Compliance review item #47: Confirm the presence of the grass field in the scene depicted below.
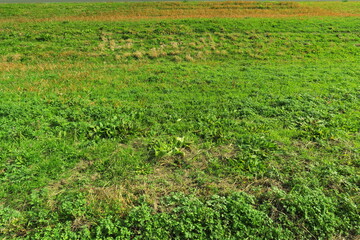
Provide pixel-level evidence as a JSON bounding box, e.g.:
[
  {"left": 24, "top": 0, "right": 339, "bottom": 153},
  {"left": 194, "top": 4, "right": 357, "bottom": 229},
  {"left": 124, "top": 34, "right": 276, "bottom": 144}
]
[{"left": 0, "top": 1, "right": 360, "bottom": 239}]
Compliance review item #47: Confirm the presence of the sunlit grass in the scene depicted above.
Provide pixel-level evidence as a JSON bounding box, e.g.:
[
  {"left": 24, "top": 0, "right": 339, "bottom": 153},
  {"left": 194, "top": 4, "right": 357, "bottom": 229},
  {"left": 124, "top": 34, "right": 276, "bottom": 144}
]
[{"left": 0, "top": 2, "right": 359, "bottom": 239}]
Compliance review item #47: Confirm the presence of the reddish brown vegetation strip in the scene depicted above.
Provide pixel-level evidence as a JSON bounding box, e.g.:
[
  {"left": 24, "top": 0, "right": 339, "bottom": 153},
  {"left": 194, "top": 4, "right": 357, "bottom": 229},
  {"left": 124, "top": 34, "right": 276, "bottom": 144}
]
[
  {"left": 2, "top": 1, "right": 360, "bottom": 23},
  {"left": 50, "top": 2, "right": 360, "bottom": 20}
]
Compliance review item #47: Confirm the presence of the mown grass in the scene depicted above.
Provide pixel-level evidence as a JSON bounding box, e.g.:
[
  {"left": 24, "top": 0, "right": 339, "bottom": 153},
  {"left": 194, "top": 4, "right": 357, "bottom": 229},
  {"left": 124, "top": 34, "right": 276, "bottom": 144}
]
[{"left": 0, "top": 2, "right": 360, "bottom": 239}]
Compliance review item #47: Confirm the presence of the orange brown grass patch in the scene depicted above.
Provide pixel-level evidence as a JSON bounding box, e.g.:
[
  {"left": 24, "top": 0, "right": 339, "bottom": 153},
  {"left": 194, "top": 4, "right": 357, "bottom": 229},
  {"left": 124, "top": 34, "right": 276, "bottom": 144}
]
[
  {"left": 1, "top": 2, "right": 359, "bottom": 24},
  {"left": 55, "top": 2, "right": 359, "bottom": 21},
  {"left": 0, "top": 62, "right": 27, "bottom": 72}
]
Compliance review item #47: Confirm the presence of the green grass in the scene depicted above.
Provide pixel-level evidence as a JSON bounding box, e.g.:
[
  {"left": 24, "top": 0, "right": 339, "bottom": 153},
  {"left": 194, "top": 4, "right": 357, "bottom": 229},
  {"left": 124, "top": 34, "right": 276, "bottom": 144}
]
[{"left": 0, "top": 4, "right": 360, "bottom": 239}]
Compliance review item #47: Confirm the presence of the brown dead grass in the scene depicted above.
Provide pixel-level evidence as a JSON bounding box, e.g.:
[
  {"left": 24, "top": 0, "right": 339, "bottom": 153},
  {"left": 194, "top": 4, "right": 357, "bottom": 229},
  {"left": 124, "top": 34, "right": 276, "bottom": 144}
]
[
  {"left": 56, "top": 5, "right": 358, "bottom": 22},
  {"left": 0, "top": 62, "right": 27, "bottom": 72},
  {"left": 1, "top": 2, "right": 359, "bottom": 24}
]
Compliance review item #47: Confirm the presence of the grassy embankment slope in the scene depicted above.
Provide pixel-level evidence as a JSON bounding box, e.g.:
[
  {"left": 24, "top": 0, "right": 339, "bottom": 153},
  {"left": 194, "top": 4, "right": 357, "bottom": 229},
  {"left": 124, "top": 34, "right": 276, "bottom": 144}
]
[{"left": 0, "top": 2, "right": 359, "bottom": 239}]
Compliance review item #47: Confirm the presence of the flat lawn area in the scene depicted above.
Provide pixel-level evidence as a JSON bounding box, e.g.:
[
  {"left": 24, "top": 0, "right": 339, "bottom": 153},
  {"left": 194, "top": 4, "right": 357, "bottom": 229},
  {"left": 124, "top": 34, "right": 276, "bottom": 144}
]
[{"left": 0, "top": 2, "right": 359, "bottom": 239}]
